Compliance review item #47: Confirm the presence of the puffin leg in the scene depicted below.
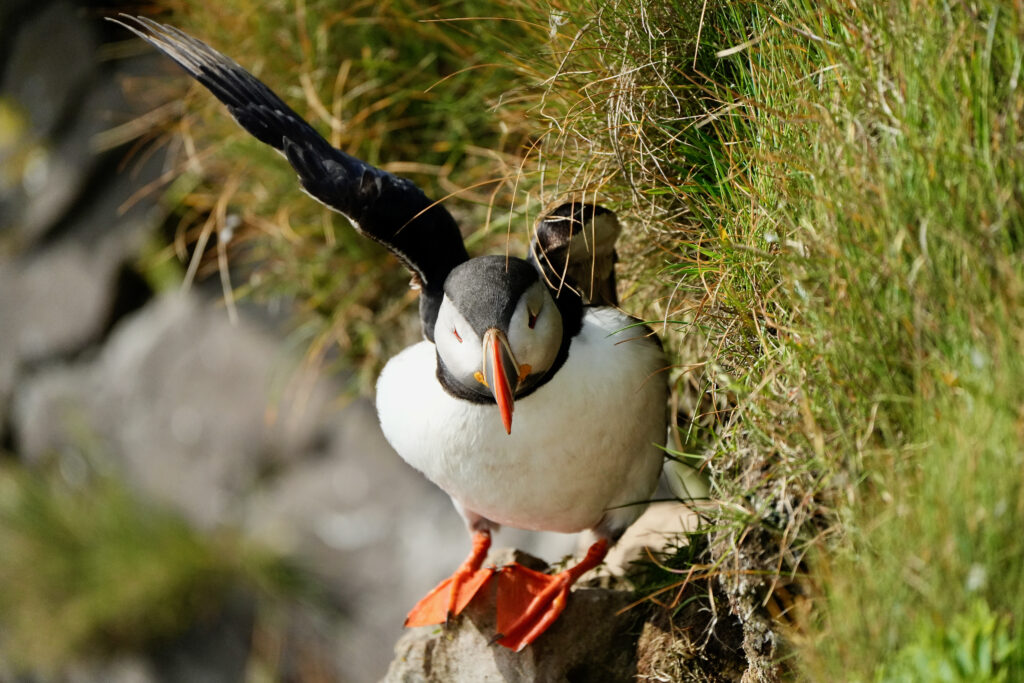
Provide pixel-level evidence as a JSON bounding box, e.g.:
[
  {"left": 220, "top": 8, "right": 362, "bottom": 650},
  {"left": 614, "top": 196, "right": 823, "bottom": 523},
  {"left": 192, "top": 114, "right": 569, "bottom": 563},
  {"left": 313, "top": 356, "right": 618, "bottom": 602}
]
[
  {"left": 404, "top": 530, "right": 494, "bottom": 627},
  {"left": 493, "top": 538, "right": 609, "bottom": 651}
]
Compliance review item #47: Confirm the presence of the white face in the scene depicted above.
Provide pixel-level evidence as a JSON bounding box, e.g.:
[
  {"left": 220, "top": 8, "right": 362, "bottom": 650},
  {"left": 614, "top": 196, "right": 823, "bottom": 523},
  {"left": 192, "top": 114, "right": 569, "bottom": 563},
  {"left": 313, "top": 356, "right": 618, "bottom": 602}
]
[{"left": 434, "top": 281, "right": 563, "bottom": 395}]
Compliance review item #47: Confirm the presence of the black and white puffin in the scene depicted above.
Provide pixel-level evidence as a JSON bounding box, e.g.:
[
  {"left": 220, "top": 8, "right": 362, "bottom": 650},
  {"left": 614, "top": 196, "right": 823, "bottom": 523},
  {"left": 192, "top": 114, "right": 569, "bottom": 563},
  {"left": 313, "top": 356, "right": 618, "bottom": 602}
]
[{"left": 113, "top": 16, "right": 668, "bottom": 651}]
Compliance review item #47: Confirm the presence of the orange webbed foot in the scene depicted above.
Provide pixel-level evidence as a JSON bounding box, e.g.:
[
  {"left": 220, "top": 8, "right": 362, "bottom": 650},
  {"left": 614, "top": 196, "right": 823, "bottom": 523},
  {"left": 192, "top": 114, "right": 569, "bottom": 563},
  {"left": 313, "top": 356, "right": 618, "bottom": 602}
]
[
  {"left": 404, "top": 568, "right": 494, "bottom": 626},
  {"left": 405, "top": 530, "right": 494, "bottom": 627},
  {"left": 492, "top": 538, "right": 609, "bottom": 651}
]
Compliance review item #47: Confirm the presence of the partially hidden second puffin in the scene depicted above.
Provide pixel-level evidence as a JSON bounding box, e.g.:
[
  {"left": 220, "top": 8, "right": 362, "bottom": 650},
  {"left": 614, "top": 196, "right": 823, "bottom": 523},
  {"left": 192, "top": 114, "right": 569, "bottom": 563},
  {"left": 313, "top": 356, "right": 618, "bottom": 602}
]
[{"left": 113, "top": 16, "right": 668, "bottom": 651}]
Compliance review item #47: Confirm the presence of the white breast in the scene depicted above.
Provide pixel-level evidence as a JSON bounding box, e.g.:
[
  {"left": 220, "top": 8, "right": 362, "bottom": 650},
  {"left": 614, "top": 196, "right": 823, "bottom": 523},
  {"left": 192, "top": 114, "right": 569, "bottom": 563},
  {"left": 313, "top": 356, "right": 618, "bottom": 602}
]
[{"left": 375, "top": 308, "right": 667, "bottom": 534}]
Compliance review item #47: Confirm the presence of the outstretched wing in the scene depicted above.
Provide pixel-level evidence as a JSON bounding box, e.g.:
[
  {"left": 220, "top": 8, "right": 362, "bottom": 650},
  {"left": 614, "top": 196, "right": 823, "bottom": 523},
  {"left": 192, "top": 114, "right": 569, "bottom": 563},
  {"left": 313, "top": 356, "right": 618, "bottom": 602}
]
[
  {"left": 111, "top": 15, "right": 469, "bottom": 337},
  {"left": 528, "top": 203, "right": 621, "bottom": 307}
]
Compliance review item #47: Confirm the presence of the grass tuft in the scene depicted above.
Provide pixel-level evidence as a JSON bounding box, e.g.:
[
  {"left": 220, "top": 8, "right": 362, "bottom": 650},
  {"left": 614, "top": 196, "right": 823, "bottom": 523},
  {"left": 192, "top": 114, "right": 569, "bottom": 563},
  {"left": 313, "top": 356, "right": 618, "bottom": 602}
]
[
  {"left": 0, "top": 462, "right": 301, "bottom": 673},
  {"left": 693, "top": 0, "right": 1024, "bottom": 677}
]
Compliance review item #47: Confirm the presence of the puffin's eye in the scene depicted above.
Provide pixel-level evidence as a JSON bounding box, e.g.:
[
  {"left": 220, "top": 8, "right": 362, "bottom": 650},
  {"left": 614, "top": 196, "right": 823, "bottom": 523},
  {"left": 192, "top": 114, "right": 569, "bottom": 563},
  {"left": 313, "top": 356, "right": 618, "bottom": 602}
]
[
  {"left": 453, "top": 328, "right": 463, "bottom": 343},
  {"left": 527, "top": 308, "right": 539, "bottom": 329}
]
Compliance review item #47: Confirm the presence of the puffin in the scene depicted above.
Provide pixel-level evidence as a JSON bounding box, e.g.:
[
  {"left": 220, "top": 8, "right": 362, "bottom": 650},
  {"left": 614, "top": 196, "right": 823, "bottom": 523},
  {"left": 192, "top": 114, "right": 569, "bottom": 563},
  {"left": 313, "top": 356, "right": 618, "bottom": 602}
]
[{"left": 112, "top": 15, "right": 668, "bottom": 651}]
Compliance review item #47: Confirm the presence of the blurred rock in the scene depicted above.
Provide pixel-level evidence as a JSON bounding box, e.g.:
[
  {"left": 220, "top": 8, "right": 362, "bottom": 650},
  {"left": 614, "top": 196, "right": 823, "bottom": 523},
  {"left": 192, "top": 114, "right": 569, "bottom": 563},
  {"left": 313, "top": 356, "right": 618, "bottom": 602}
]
[
  {"left": 0, "top": 238, "right": 122, "bottom": 434},
  {"left": 0, "top": 0, "right": 165, "bottom": 447},
  {"left": 384, "top": 551, "right": 643, "bottom": 683},
  {"left": 0, "top": 239, "right": 119, "bottom": 361},
  {"left": 2, "top": 1, "right": 96, "bottom": 138},
  {"left": 0, "top": 0, "right": 162, "bottom": 250},
  {"left": 14, "top": 292, "right": 318, "bottom": 527},
  {"left": 1, "top": 1, "right": 97, "bottom": 246},
  {"left": 0, "top": 129, "right": 163, "bottom": 432},
  {"left": 16, "top": 76, "right": 142, "bottom": 246}
]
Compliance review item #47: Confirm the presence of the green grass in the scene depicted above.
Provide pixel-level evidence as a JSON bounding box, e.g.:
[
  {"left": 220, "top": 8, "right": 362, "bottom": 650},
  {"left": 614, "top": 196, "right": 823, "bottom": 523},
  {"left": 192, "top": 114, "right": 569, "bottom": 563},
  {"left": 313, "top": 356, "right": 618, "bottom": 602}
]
[
  {"left": 104, "top": 0, "right": 1024, "bottom": 679},
  {"left": 0, "top": 461, "right": 303, "bottom": 673},
  {"left": 685, "top": 1, "right": 1024, "bottom": 678}
]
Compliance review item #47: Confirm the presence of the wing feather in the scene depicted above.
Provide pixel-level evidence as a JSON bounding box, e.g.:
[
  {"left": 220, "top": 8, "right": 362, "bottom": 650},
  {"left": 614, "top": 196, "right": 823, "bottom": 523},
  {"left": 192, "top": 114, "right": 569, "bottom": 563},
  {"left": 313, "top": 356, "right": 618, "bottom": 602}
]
[{"left": 111, "top": 15, "right": 469, "bottom": 324}]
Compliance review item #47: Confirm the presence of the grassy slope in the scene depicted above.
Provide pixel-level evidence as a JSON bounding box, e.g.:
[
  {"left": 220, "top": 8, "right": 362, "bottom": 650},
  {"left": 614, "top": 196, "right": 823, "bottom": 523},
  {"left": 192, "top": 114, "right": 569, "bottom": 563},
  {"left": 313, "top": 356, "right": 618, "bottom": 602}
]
[
  {"left": 703, "top": 1, "right": 1024, "bottom": 678},
  {"left": 779, "top": 3, "right": 1024, "bottom": 678}
]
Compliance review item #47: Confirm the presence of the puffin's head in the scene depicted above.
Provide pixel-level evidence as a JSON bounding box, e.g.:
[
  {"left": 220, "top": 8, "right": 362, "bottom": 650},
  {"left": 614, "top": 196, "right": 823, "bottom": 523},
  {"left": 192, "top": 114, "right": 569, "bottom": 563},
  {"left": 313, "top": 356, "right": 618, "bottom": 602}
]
[{"left": 434, "top": 255, "right": 563, "bottom": 434}]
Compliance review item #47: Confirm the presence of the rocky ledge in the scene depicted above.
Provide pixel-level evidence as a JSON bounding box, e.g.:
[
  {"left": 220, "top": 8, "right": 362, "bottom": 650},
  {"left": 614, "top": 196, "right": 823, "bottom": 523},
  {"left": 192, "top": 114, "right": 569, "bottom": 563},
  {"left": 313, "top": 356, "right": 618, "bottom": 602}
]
[{"left": 386, "top": 551, "right": 641, "bottom": 683}]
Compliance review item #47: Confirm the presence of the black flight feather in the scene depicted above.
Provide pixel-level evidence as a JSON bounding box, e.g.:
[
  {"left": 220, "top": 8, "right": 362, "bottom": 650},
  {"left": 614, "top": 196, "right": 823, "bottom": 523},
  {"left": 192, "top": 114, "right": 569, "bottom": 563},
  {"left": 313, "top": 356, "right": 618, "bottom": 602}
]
[{"left": 110, "top": 15, "right": 469, "bottom": 339}]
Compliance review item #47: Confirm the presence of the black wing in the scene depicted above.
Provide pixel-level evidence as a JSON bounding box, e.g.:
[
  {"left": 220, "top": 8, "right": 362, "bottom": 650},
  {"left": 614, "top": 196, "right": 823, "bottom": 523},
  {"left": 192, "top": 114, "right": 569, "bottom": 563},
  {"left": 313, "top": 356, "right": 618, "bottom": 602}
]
[
  {"left": 528, "top": 203, "right": 621, "bottom": 307},
  {"left": 111, "top": 15, "right": 469, "bottom": 338}
]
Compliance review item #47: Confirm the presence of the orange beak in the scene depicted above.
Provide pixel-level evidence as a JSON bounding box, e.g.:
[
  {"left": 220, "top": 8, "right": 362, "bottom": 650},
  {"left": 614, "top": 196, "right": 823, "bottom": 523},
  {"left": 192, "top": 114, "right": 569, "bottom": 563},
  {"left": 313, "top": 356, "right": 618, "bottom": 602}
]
[{"left": 482, "top": 328, "right": 518, "bottom": 434}]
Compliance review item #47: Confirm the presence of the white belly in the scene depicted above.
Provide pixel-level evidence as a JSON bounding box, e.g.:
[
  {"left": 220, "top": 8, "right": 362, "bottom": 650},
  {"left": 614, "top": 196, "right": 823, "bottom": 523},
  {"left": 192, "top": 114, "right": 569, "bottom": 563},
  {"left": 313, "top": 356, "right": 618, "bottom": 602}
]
[{"left": 375, "top": 308, "right": 667, "bottom": 534}]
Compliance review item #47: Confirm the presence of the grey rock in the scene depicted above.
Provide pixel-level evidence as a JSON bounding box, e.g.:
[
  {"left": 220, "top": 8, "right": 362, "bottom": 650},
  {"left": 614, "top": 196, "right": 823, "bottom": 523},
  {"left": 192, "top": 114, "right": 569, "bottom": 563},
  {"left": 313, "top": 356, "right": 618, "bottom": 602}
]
[
  {"left": 242, "top": 396, "right": 468, "bottom": 681},
  {"left": 13, "top": 77, "right": 130, "bottom": 246},
  {"left": 13, "top": 292, "right": 317, "bottom": 528},
  {"left": 0, "top": 240, "right": 114, "bottom": 436},
  {"left": 0, "top": 240, "right": 118, "bottom": 361},
  {"left": 0, "top": 221, "right": 149, "bottom": 442},
  {"left": 2, "top": 1, "right": 97, "bottom": 137},
  {"left": 384, "top": 553, "right": 642, "bottom": 683},
  {"left": 1, "top": 3, "right": 165, "bottom": 249}
]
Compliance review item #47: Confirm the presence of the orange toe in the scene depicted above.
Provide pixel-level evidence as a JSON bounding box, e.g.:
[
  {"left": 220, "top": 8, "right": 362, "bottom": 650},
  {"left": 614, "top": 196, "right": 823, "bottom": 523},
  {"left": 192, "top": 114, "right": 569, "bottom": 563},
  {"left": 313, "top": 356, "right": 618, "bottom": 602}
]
[
  {"left": 492, "top": 539, "right": 610, "bottom": 650},
  {"left": 405, "top": 568, "right": 494, "bottom": 627},
  {"left": 493, "top": 563, "right": 570, "bottom": 651}
]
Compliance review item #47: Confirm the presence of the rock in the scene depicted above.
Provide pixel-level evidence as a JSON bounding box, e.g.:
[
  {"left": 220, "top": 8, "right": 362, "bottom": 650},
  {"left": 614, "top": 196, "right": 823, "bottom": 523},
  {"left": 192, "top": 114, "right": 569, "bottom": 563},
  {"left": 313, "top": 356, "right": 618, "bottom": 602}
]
[
  {"left": 0, "top": 238, "right": 124, "bottom": 435},
  {"left": 384, "top": 551, "right": 643, "bottom": 683},
  {"left": 1, "top": 1, "right": 99, "bottom": 247},
  {"left": 0, "top": 1, "right": 168, "bottom": 434},
  {"left": 14, "top": 76, "right": 144, "bottom": 247},
  {"left": 0, "top": 1, "right": 165, "bottom": 250},
  {"left": 13, "top": 292, "right": 319, "bottom": 528},
  {"left": 0, "top": 241, "right": 118, "bottom": 361},
  {"left": 2, "top": 1, "right": 97, "bottom": 138},
  {"left": 242, "top": 396, "right": 474, "bottom": 681}
]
